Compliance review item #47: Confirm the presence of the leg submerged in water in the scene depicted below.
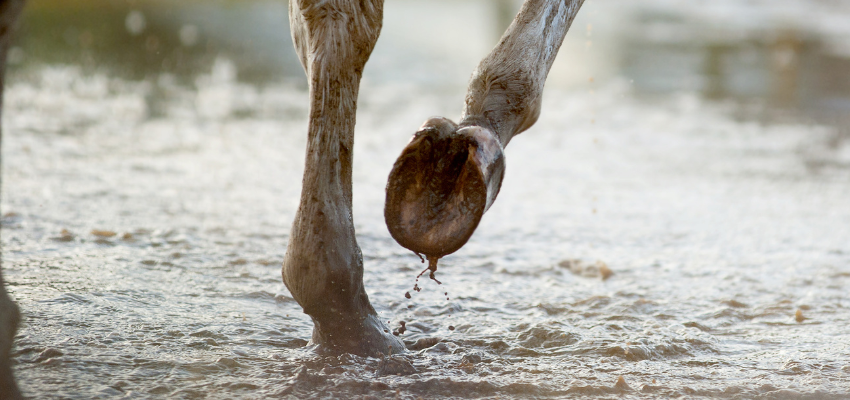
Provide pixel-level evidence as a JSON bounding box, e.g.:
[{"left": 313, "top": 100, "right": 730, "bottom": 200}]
[
  {"left": 282, "top": 0, "right": 404, "bottom": 356},
  {"left": 0, "top": 0, "right": 26, "bottom": 398},
  {"left": 385, "top": 0, "right": 586, "bottom": 262}
]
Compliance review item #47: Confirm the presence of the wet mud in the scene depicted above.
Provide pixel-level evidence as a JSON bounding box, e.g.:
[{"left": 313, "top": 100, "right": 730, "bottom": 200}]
[{"left": 407, "top": 255, "right": 443, "bottom": 296}]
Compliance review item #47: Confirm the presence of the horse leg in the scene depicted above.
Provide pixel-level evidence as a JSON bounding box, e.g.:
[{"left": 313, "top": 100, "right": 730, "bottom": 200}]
[
  {"left": 0, "top": 0, "right": 26, "bottom": 398},
  {"left": 385, "top": 0, "right": 586, "bottom": 259},
  {"left": 282, "top": 0, "right": 404, "bottom": 356}
]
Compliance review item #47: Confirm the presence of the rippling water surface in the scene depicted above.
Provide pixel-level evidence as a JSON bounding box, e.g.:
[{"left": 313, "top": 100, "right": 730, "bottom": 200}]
[{"left": 3, "top": 0, "right": 850, "bottom": 398}]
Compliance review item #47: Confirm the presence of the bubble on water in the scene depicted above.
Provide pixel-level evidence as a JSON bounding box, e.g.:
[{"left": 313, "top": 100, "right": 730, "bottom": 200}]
[
  {"left": 179, "top": 25, "right": 200, "bottom": 47},
  {"left": 125, "top": 10, "right": 146, "bottom": 36}
]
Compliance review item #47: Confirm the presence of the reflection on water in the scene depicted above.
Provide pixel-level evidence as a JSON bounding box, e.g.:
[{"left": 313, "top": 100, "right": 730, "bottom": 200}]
[
  {"left": 3, "top": 0, "right": 850, "bottom": 399},
  {"left": 10, "top": 0, "right": 299, "bottom": 82},
  {"left": 10, "top": 0, "right": 850, "bottom": 124},
  {"left": 613, "top": 1, "right": 850, "bottom": 128}
]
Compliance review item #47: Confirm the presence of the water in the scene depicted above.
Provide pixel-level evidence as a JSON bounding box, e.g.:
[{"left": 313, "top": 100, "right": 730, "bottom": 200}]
[{"left": 3, "top": 0, "right": 850, "bottom": 398}]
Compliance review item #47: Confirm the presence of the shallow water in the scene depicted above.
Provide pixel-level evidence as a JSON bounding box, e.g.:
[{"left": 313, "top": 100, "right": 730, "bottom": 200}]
[{"left": 3, "top": 0, "right": 850, "bottom": 399}]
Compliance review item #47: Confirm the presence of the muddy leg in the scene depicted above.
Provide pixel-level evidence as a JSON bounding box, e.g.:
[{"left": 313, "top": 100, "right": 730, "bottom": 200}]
[
  {"left": 0, "top": 0, "right": 26, "bottom": 398},
  {"left": 282, "top": 0, "right": 404, "bottom": 356},
  {"left": 385, "top": 0, "right": 586, "bottom": 258}
]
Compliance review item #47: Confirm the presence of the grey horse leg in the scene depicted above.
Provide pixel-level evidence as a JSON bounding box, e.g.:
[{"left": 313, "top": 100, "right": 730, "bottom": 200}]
[
  {"left": 385, "top": 0, "right": 585, "bottom": 259},
  {"left": 282, "top": 0, "right": 404, "bottom": 356},
  {"left": 0, "top": 0, "right": 26, "bottom": 398}
]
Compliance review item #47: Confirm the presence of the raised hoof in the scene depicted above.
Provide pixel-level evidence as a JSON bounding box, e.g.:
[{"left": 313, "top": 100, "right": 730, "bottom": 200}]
[{"left": 385, "top": 117, "right": 505, "bottom": 258}]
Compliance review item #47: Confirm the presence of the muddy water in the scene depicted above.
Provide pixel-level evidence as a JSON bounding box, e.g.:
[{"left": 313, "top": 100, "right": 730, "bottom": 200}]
[{"left": 3, "top": 0, "right": 850, "bottom": 399}]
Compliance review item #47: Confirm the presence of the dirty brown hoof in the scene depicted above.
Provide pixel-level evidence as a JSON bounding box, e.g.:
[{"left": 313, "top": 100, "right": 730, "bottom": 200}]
[{"left": 385, "top": 118, "right": 505, "bottom": 258}]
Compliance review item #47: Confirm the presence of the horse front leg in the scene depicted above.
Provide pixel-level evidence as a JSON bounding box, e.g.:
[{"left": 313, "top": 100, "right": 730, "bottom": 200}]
[
  {"left": 385, "top": 0, "right": 585, "bottom": 261},
  {"left": 282, "top": 0, "right": 404, "bottom": 356}
]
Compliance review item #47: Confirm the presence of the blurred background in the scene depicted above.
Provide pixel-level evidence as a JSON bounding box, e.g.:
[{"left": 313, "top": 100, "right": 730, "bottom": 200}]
[{"left": 8, "top": 0, "right": 850, "bottom": 130}]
